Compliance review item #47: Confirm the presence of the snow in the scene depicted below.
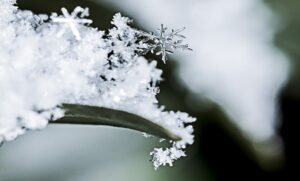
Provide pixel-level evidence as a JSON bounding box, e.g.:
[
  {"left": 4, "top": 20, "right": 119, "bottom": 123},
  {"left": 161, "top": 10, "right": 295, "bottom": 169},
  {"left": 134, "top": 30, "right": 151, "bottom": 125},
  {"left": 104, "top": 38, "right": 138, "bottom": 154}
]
[
  {"left": 0, "top": 0, "right": 195, "bottom": 169},
  {"left": 150, "top": 147, "right": 186, "bottom": 170}
]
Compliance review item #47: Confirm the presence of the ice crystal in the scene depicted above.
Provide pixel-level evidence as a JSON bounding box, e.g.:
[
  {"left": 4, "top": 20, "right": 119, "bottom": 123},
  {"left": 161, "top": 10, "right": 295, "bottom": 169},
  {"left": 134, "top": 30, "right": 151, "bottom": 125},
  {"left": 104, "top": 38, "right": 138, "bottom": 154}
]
[
  {"left": 154, "top": 25, "right": 192, "bottom": 63},
  {"left": 0, "top": 0, "right": 195, "bottom": 169},
  {"left": 51, "top": 7, "right": 92, "bottom": 40},
  {"left": 136, "top": 24, "right": 192, "bottom": 63}
]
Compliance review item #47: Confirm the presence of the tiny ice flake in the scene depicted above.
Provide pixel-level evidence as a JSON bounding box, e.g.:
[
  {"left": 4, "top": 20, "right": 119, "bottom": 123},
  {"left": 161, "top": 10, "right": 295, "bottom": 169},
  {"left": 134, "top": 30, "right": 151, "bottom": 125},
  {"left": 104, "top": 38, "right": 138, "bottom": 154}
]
[
  {"left": 147, "top": 86, "right": 160, "bottom": 95},
  {"left": 51, "top": 7, "right": 92, "bottom": 40}
]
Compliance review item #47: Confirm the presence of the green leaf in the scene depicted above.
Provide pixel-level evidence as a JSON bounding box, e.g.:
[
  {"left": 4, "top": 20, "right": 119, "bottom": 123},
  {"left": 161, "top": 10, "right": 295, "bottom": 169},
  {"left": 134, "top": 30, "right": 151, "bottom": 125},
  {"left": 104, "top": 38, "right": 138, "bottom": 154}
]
[{"left": 52, "top": 103, "right": 181, "bottom": 141}]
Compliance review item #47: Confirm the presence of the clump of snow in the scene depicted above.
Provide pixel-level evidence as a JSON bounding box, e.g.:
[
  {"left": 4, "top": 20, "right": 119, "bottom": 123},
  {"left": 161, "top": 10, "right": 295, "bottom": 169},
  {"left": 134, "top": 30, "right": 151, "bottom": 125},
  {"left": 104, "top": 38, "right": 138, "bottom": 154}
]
[
  {"left": 151, "top": 147, "right": 186, "bottom": 169},
  {"left": 0, "top": 0, "right": 195, "bottom": 169}
]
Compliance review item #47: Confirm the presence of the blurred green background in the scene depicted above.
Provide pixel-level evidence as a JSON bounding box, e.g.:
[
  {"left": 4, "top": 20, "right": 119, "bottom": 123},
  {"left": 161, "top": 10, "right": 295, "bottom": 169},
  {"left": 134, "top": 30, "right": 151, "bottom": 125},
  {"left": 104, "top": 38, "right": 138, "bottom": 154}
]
[{"left": 0, "top": 0, "right": 297, "bottom": 180}]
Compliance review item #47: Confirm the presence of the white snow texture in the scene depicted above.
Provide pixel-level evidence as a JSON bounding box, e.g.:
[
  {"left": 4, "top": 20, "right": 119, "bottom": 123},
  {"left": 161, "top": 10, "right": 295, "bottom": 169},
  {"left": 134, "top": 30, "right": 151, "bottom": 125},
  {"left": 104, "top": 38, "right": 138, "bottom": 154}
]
[{"left": 0, "top": 0, "right": 195, "bottom": 169}]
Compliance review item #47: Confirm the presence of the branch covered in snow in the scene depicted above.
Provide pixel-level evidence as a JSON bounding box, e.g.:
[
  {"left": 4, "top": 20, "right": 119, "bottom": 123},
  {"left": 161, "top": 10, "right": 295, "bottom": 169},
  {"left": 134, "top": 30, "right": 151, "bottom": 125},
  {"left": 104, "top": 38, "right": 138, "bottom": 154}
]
[{"left": 0, "top": 0, "right": 194, "bottom": 169}]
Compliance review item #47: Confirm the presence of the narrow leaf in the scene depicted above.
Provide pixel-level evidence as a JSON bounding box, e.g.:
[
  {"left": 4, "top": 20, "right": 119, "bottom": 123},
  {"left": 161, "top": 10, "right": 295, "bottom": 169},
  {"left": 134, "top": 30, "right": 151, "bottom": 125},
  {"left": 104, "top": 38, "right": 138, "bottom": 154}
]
[{"left": 52, "top": 103, "right": 181, "bottom": 141}]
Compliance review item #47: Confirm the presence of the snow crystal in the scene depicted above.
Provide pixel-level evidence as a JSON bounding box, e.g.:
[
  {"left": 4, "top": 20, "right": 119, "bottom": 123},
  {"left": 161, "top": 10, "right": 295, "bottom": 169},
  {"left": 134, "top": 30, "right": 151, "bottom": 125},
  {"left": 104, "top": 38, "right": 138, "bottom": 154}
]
[
  {"left": 0, "top": 1, "right": 195, "bottom": 169},
  {"left": 51, "top": 7, "right": 92, "bottom": 40}
]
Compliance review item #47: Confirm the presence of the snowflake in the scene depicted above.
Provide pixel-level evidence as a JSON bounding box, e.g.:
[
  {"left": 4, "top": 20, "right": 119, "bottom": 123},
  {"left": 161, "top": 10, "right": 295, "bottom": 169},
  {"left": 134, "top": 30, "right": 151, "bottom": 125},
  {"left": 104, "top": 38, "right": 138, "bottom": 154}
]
[
  {"left": 137, "top": 24, "right": 192, "bottom": 63},
  {"left": 51, "top": 7, "right": 92, "bottom": 40}
]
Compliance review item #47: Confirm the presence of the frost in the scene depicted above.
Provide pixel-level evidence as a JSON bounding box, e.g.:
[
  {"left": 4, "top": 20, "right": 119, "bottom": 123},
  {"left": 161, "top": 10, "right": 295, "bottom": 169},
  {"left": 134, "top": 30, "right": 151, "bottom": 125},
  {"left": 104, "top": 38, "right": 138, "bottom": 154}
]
[
  {"left": 0, "top": 1, "right": 194, "bottom": 169},
  {"left": 150, "top": 146, "right": 186, "bottom": 170}
]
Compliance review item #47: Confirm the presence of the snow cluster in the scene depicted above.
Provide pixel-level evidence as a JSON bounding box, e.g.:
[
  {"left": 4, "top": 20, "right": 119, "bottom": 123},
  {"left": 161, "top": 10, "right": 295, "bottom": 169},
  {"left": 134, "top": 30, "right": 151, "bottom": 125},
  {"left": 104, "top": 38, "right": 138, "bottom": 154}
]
[{"left": 0, "top": 0, "right": 195, "bottom": 169}]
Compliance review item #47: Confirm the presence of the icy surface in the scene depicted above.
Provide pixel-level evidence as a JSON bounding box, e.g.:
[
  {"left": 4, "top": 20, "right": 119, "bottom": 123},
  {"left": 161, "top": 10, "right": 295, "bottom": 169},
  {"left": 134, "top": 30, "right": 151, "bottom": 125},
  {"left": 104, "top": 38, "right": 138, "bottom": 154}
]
[{"left": 0, "top": 0, "right": 195, "bottom": 169}]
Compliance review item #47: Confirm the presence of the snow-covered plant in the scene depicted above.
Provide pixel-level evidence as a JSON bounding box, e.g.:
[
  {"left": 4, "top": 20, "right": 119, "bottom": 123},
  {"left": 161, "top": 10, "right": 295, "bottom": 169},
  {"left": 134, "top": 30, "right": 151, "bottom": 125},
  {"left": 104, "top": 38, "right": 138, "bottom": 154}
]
[{"left": 0, "top": 0, "right": 194, "bottom": 169}]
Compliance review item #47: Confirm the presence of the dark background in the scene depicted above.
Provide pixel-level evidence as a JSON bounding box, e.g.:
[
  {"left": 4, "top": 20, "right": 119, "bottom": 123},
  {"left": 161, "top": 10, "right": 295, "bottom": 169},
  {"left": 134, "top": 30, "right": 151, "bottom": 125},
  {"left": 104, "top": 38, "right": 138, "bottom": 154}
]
[{"left": 0, "top": 0, "right": 297, "bottom": 180}]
